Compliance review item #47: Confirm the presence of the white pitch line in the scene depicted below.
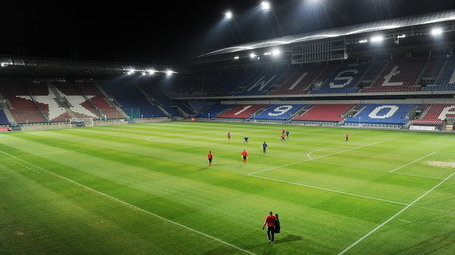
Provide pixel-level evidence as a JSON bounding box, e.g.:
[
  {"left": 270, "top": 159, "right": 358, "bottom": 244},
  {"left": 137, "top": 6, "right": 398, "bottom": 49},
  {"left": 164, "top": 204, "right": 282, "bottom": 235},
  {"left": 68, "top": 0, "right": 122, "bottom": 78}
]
[
  {"left": 0, "top": 151, "right": 256, "bottom": 255},
  {"left": 337, "top": 171, "right": 455, "bottom": 255},
  {"left": 248, "top": 140, "right": 390, "bottom": 175},
  {"left": 251, "top": 175, "right": 408, "bottom": 206},
  {"left": 392, "top": 172, "right": 442, "bottom": 180},
  {"left": 389, "top": 152, "right": 437, "bottom": 173}
]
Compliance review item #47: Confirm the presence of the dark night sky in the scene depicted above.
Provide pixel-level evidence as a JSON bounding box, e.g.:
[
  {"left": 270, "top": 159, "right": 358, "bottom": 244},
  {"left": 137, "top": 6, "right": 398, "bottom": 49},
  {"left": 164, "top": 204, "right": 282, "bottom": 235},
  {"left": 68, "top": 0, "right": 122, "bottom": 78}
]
[{"left": 1, "top": 0, "right": 454, "bottom": 65}]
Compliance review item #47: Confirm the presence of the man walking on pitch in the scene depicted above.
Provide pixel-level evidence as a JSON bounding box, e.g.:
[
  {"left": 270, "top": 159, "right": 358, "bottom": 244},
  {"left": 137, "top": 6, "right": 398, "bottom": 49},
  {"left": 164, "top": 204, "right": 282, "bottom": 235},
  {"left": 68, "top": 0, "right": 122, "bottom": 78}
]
[
  {"left": 241, "top": 149, "right": 248, "bottom": 163},
  {"left": 262, "top": 141, "right": 268, "bottom": 153},
  {"left": 262, "top": 211, "right": 277, "bottom": 243},
  {"left": 207, "top": 151, "right": 213, "bottom": 166}
]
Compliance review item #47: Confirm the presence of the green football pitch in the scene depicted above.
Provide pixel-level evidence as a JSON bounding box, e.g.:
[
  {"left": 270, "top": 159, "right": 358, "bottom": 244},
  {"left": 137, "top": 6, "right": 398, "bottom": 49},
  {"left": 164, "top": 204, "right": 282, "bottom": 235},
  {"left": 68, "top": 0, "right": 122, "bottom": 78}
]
[{"left": 0, "top": 121, "right": 454, "bottom": 255}]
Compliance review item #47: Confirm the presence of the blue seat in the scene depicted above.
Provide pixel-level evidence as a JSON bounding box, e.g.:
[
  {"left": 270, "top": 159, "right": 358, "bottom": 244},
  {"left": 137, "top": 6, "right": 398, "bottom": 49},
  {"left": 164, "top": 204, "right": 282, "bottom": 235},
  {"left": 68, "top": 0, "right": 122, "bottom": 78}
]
[
  {"left": 345, "top": 104, "right": 416, "bottom": 125},
  {"left": 253, "top": 104, "right": 305, "bottom": 120}
]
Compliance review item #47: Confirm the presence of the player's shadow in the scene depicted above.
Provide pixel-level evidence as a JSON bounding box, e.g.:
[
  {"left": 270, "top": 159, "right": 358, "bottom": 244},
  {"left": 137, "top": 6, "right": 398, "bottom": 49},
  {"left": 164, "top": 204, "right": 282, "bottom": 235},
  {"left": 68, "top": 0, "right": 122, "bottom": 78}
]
[{"left": 274, "top": 234, "right": 303, "bottom": 244}]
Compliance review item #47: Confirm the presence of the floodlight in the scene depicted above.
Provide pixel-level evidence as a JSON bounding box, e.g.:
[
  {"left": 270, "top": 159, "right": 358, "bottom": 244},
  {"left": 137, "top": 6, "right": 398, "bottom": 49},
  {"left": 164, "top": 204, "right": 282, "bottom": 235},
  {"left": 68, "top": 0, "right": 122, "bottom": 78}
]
[
  {"left": 358, "top": 39, "right": 368, "bottom": 44},
  {"left": 249, "top": 53, "right": 257, "bottom": 59},
  {"left": 142, "top": 72, "right": 147, "bottom": 76},
  {"left": 148, "top": 69, "right": 156, "bottom": 75},
  {"left": 166, "top": 69, "right": 175, "bottom": 76},
  {"left": 370, "top": 35, "right": 384, "bottom": 43},
  {"left": 225, "top": 11, "right": 233, "bottom": 20},
  {"left": 431, "top": 27, "right": 443, "bottom": 36},
  {"left": 234, "top": 56, "right": 240, "bottom": 60},
  {"left": 397, "top": 34, "right": 406, "bottom": 39},
  {"left": 261, "top": 1, "right": 271, "bottom": 11},
  {"left": 0, "top": 63, "right": 7, "bottom": 67},
  {"left": 127, "top": 69, "right": 136, "bottom": 75},
  {"left": 271, "top": 48, "right": 281, "bottom": 56},
  {"left": 263, "top": 52, "right": 272, "bottom": 56}
]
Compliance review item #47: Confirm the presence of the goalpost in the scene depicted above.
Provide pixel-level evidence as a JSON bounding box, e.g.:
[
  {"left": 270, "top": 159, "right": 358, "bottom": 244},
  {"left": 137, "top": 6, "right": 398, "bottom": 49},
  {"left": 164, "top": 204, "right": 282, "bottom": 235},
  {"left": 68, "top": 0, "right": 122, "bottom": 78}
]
[{"left": 69, "top": 118, "right": 95, "bottom": 128}]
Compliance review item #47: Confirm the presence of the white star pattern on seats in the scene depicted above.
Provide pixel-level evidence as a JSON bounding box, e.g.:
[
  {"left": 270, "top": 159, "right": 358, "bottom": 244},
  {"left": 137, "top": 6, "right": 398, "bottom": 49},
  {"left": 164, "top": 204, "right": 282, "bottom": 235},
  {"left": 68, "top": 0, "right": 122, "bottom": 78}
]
[{"left": 17, "top": 86, "right": 98, "bottom": 121}]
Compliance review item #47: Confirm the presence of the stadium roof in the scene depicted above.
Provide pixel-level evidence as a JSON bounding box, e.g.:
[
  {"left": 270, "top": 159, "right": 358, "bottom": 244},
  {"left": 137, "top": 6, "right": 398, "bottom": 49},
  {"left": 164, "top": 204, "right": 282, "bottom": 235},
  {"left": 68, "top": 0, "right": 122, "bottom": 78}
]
[{"left": 202, "top": 9, "right": 455, "bottom": 57}]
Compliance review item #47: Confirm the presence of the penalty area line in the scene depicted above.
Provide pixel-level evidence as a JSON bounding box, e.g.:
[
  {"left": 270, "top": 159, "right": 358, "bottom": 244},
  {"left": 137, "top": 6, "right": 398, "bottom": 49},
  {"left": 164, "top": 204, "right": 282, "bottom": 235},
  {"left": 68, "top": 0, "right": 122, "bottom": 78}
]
[
  {"left": 337, "top": 171, "right": 455, "bottom": 255},
  {"left": 389, "top": 152, "right": 437, "bottom": 173},
  {"left": 0, "top": 150, "right": 256, "bottom": 255}
]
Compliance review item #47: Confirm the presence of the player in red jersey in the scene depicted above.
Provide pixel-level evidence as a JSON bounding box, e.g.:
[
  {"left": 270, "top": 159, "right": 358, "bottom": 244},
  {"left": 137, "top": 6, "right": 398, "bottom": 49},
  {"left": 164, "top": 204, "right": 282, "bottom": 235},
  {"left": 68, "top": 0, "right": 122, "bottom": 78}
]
[
  {"left": 241, "top": 149, "right": 248, "bottom": 163},
  {"left": 262, "top": 211, "right": 277, "bottom": 243},
  {"left": 280, "top": 134, "right": 286, "bottom": 142},
  {"left": 207, "top": 151, "right": 213, "bottom": 166},
  {"left": 227, "top": 132, "right": 232, "bottom": 140}
]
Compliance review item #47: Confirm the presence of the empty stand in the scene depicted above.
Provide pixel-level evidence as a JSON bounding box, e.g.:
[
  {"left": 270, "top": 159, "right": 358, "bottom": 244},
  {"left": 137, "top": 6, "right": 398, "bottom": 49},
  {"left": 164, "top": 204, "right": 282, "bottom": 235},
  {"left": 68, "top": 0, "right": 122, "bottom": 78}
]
[
  {"left": 253, "top": 104, "right": 305, "bottom": 120},
  {"left": 345, "top": 104, "right": 416, "bottom": 125},
  {"left": 196, "top": 104, "right": 233, "bottom": 118},
  {"left": 311, "top": 64, "right": 368, "bottom": 94},
  {"left": 362, "top": 60, "right": 425, "bottom": 93},
  {"left": 0, "top": 110, "right": 9, "bottom": 125},
  {"left": 293, "top": 104, "right": 355, "bottom": 122},
  {"left": 412, "top": 104, "right": 455, "bottom": 125},
  {"left": 271, "top": 67, "right": 320, "bottom": 95},
  {"left": 217, "top": 104, "right": 266, "bottom": 119},
  {"left": 425, "top": 58, "right": 455, "bottom": 91}
]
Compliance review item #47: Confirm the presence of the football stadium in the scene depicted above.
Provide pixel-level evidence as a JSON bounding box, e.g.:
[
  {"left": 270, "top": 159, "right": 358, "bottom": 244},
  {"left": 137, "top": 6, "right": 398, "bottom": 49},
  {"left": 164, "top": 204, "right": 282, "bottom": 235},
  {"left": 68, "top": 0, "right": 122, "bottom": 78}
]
[{"left": 1, "top": 1, "right": 454, "bottom": 255}]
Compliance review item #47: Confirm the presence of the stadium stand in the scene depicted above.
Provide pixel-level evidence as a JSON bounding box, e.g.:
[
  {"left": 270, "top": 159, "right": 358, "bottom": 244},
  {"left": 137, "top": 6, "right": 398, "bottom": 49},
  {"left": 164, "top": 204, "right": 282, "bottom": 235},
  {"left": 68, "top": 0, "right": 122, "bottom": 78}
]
[
  {"left": 271, "top": 67, "right": 321, "bottom": 95},
  {"left": 100, "top": 81, "right": 167, "bottom": 118},
  {"left": 217, "top": 104, "right": 266, "bottom": 119},
  {"left": 0, "top": 81, "right": 47, "bottom": 123},
  {"left": 292, "top": 104, "right": 355, "bottom": 122},
  {"left": 311, "top": 64, "right": 368, "bottom": 94},
  {"left": 237, "top": 71, "right": 286, "bottom": 95},
  {"left": 75, "top": 83, "right": 124, "bottom": 119},
  {"left": 0, "top": 110, "right": 9, "bottom": 125},
  {"left": 196, "top": 104, "right": 233, "bottom": 118},
  {"left": 344, "top": 104, "right": 416, "bottom": 125},
  {"left": 424, "top": 57, "right": 455, "bottom": 91},
  {"left": 253, "top": 104, "right": 305, "bottom": 121},
  {"left": 362, "top": 60, "right": 425, "bottom": 92},
  {"left": 411, "top": 104, "right": 455, "bottom": 125}
]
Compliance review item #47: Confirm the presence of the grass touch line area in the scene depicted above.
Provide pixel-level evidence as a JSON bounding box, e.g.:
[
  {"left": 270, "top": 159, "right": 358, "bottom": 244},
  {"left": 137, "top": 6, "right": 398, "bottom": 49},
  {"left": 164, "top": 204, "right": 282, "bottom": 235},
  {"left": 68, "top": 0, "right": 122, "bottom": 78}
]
[
  {"left": 337, "top": 171, "right": 455, "bottom": 255},
  {"left": 0, "top": 150, "right": 257, "bottom": 255}
]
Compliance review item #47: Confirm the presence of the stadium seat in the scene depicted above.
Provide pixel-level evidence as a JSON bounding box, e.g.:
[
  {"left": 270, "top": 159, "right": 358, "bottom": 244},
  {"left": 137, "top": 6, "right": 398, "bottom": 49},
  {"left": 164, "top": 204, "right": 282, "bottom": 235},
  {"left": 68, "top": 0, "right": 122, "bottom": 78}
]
[
  {"left": 253, "top": 104, "right": 305, "bottom": 120},
  {"left": 0, "top": 110, "right": 9, "bottom": 125},
  {"left": 424, "top": 58, "right": 455, "bottom": 91},
  {"left": 310, "top": 64, "right": 368, "bottom": 94},
  {"left": 292, "top": 104, "right": 355, "bottom": 122},
  {"left": 344, "top": 104, "right": 416, "bottom": 125},
  {"left": 362, "top": 60, "right": 425, "bottom": 93},
  {"left": 217, "top": 104, "right": 266, "bottom": 119},
  {"left": 411, "top": 104, "right": 455, "bottom": 125}
]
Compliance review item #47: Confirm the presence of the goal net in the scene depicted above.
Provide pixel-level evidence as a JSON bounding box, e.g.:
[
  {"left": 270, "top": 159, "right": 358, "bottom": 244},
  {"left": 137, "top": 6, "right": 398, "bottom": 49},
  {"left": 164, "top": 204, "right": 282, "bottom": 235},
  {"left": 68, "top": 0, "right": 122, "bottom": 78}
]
[{"left": 69, "top": 118, "right": 94, "bottom": 128}]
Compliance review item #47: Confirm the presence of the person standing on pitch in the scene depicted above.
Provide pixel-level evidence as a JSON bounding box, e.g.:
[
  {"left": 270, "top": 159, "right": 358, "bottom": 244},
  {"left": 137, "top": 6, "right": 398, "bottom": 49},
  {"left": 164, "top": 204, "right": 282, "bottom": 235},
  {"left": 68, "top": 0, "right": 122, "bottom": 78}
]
[
  {"left": 241, "top": 149, "right": 248, "bottom": 163},
  {"left": 345, "top": 133, "right": 349, "bottom": 142},
  {"left": 243, "top": 136, "right": 249, "bottom": 143},
  {"left": 274, "top": 214, "right": 280, "bottom": 234},
  {"left": 285, "top": 130, "right": 290, "bottom": 138},
  {"left": 262, "top": 141, "right": 268, "bottom": 153},
  {"left": 262, "top": 211, "right": 277, "bottom": 243},
  {"left": 207, "top": 151, "right": 213, "bottom": 166},
  {"left": 227, "top": 132, "right": 232, "bottom": 140}
]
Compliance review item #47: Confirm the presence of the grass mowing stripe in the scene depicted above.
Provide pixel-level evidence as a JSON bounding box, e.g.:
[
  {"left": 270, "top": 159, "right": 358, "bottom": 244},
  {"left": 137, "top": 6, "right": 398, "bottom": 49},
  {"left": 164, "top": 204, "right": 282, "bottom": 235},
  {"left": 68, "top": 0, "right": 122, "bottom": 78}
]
[
  {"left": 389, "top": 151, "right": 437, "bottom": 173},
  {"left": 0, "top": 150, "right": 257, "bottom": 255},
  {"left": 250, "top": 175, "right": 409, "bottom": 206},
  {"left": 336, "top": 171, "right": 455, "bottom": 255},
  {"left": 248, "top": 139, "right": 391, "bottom": 175}
]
